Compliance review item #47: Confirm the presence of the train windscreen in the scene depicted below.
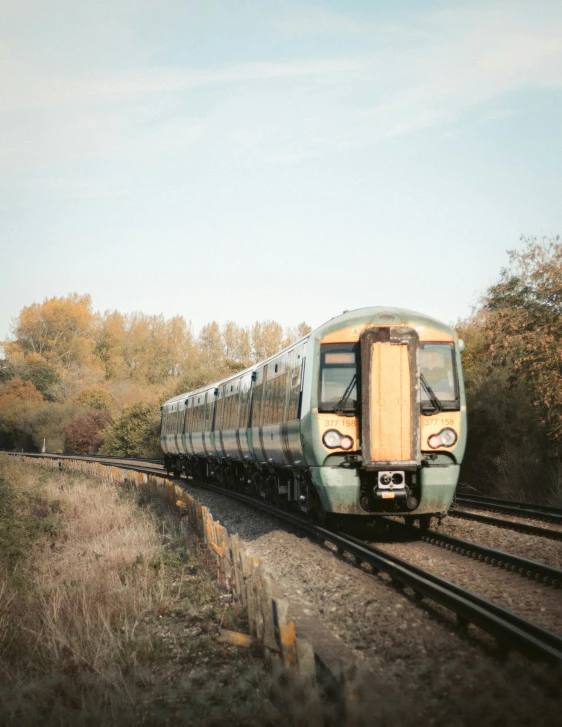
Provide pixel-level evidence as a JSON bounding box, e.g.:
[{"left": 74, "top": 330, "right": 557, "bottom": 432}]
[
  {"left": 319, "top": 344, "right": 358, "bottom": 413},
  {"left": 420, "top": 343, "right": 459, "bottom": 410}
]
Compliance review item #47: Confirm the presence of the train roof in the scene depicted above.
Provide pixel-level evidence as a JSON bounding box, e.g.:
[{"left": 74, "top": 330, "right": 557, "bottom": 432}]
[
  {"left": 162, "top": 306, "right": 457, "bottom": 408},
  {"left": 312, "top": 306, "right": 457, "bottom": 339}
]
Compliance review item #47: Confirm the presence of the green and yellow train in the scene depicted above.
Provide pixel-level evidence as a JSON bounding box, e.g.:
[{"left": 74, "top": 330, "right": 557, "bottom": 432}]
[{"left": 161, "top": 307, "right": 466, "bottom": 524}]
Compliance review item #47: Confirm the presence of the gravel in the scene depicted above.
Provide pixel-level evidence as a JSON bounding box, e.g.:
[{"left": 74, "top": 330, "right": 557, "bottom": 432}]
[
  {"left": 177, "top": 477, "right": 562, "bottom": 726},
  {"left": 438, "top": 513, "right": 562, "bottom": 569},
  {"left": 375, "top": 539, "right": 562, "bottom": 634}
]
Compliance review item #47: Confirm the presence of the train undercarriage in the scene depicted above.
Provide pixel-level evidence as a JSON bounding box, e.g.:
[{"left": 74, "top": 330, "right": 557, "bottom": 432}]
[{"left": 163, "top": 453, "right": 440, "bottom": 530}]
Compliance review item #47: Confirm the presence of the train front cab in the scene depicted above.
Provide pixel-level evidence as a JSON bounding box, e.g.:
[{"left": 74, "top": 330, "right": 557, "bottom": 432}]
[{"left": 305, "top": 318, "right": 466, "bottom": 521}]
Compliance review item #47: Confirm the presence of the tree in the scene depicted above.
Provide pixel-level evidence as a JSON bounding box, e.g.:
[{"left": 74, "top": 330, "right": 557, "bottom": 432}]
[
  {"left": 0, "top": 379, "right": 45, "bottom": 450},
  {"left": 484, "top": 235, "right": 562, "bottom": 440},
  {"left": 120, "top": 313, "right": 194, "bottom": 384},
  {"left": 0, "top": 353, "right": 60, "bottom": 400},
  {"left": 5, "top": 293, "right": 95, "bottom": 368},
  {"left": 222, "top": 321, "right": 251, "bottom": 367},
  {"left": 75, "top": 385, "right": 113, "bottom": 410},
  {"left": 65, "top": 410, "right": 112, "bottom": 454},
  {"left": 457, "top": 235, "right": 562, "bottom": 504},
  {"left": 100, "top": 403, "right": 161, "bottom": 458},
  {"left": 251, "top": 321, "right": 284, "bottom": 361},
  {"left": 27, "top": 402, "right": 82, "bottom": 453},
  {"left": 94, "top": 311, "right": 127, "bottom": 380}
]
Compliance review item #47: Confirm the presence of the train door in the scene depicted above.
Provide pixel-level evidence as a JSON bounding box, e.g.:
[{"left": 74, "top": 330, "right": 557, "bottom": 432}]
[{"left": 360, "top": 326, "right": 421, "bottom": 469}]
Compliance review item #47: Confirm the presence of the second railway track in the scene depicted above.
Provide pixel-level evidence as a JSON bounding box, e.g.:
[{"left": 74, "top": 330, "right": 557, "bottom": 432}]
[
  {"left": 449, "top": 507, "right": 562, "bottom": 541},
  {"left": 384, "top": 521, "right": 562, "bottom": 587},
  {"left": 455, "top": 493, "right": 562, "bottom": 521}
]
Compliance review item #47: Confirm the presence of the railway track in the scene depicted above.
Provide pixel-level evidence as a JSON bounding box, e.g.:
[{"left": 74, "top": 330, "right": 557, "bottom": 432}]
[
  {"left": 449, "top": 508, "right": 562, "bottom": 541},
  {"left": 6, "top": 452, "right": 562, "bottom": 664},
  {"left": 455, "top": 494, "right": 562, "bottom": 524},
  {"left": 385, "top": 521, "right": 562, "bottom": 587}
]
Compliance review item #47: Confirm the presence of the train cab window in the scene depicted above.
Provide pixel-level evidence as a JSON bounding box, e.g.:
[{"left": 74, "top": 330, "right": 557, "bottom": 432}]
[
  {"left": 319, "top": 344, "right": 358, "bottom": 414},
  {"left": 420, "top": 343, "right": 459, "bottom": 410}
]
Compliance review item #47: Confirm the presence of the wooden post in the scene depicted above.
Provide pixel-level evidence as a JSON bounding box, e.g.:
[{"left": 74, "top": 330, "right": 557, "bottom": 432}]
[
  {"left": 273, "top": 598, "right": 298, "bottom": 672},
  {"left": 259, "top": 573, "right": 278, "bottom": 655},
  {"left": 231, "top": 535, "right": 244, "bottom": 605},
  {"left": 242, "top": 556, "right": 257, "bottom": 635}
]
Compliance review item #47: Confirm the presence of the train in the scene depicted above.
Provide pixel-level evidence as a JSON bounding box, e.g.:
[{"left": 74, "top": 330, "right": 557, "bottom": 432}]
[{"left": 160, "top": 307, "right": 467, "bottom": 526}]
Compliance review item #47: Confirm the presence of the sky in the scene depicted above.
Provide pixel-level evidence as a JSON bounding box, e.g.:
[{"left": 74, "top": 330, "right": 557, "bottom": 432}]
[{"left": 1, "top": 0, "right": 561, "bottom": 342}]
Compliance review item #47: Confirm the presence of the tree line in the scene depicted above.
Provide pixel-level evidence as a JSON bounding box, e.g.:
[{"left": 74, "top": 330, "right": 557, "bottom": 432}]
[
  {"left": 1, "top": 235, "right": 561, "bottom": 504},
  {"left": 0, "top": 297, "right": 310, "bottom": 458}
]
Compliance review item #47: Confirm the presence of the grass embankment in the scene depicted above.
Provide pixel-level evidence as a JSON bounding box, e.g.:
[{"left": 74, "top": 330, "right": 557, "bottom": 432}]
[{"left": 0, "top": 457, "right": 280, "bottom": 726}]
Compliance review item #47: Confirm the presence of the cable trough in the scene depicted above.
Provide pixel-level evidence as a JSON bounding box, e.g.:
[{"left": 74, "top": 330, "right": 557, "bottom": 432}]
[{"left": 6, "top": 452, "right": 562, "bottom": 664}]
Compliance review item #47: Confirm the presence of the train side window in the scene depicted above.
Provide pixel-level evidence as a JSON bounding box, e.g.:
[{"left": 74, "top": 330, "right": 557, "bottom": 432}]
[
  {"left": 276, "top": 374, "right": 287, "bottom": 423},
  {"left": 288, "top": 362, "right": 302, "bottom": 421},
  {"left": 251, "top": 382, "right": 263, "bottom": 427},
  {"left": 233, "top": 389, "right": 241, "bottom": 429},
  {"left": 224, "top": 395, "right": 231, "bottom": 429},
  {"left": 193, "top": 402, "right": 200, "bottom": 433},
  {"left": 215, "top": 391, "right": 224, "bottom": 431},
  {"left": 239, "top": 384, "right": 250, "bottom": 428},
  {"left": 205, "top": 395, "right": 214, "bottom": 432}
]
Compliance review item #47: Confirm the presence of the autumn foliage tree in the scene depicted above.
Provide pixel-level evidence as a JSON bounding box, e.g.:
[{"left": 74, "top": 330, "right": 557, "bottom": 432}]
[
  {"left": 74, "top": 385, "right": 113, "bottom": 410},
  {"left": 484, "top": 236, "right": 562, "bottom": 440},
  {"left": 5, "top": 294, "right": 96, "bottom": 367},
  {"left": 64, "top": 410, "right": 113, "bottom": 454},
  {"left": 459, "top": 235, "right": 562, "bottom": 503},
  {"left": 0, "top": 379, "right": 45, "bottom": 449},
  {"left": 100, "top": 403, "right": 160, "bottom": 458}
]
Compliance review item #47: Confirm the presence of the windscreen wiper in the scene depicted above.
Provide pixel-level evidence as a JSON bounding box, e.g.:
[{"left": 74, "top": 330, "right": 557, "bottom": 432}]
[
  {"left": 420, "top": 374, "right": 443, "bottom": 414},
  {"left": 334, "top": 374, "right": 357, "bottom": 416}
]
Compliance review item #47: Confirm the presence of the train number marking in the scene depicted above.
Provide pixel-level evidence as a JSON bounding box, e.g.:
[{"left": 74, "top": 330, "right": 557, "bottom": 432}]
[
  {"left": 422, "top": 418, "right": 455, "bottom": 427},
  {"left": 324, "top": 420, "right": 355, "bottom": 428}
]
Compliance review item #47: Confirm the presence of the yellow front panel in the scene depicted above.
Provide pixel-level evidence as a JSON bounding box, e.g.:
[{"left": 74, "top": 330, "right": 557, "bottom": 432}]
[
  {"left": 370, "top": 343, "right": 412, "bottom": 461},
  {"left": 318, "top": 413, "right": 359, "bottom": 452},
  {"left": 421, "top": 411, "right": 461, "bottom": 451}
]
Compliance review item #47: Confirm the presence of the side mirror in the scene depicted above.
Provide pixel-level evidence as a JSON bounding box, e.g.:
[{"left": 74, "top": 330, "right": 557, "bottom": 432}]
[{"left": 457, "top": 339, "right": 465, "bottom": 353}]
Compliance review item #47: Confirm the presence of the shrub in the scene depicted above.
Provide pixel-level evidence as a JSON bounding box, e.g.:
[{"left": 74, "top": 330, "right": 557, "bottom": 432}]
[
  {"left": 100, "top": 403, "right": 161, "bottom": 458},
  {"left": 64, "top": 410, "right": 113, "bottom": 454}
]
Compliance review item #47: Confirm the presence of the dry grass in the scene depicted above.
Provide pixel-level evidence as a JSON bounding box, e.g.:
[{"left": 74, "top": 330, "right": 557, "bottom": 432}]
[
  {"left": 1, "top": 458, "right": 169, "bottom": 677},
  {"left": 0, "top": 457, "right": 282, "bottom": 726}
]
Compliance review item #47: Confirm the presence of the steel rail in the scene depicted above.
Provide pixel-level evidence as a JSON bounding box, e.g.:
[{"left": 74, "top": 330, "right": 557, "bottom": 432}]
[
  {"left": 456, "top": 493, "right": 562, "bottom": 517},
  {"left": 387, "top": 521, "right": 562, "bottom": 586},
  {"left": 6, "top": 452, "right": 562, "bottom": 663},
  {"left": 455, "top": 495, "right": 562, "bottom": 524},
  {"left": 179, "top": 481, "right": 562, "bottom": 664},
  {"left": 449, "top": 509, "right": 562, "bottom": 541}
]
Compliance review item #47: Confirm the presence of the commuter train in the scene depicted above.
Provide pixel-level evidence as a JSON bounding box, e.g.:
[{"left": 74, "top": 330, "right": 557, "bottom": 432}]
[{"left": 161, "top": 307, "right": 467, "bottom": 525}]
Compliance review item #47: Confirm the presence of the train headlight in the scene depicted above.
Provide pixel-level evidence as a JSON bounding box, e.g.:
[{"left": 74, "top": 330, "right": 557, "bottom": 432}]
[
  {"left": 439, "top": 428, "right": 458, "bottom": 447},
  {"left": 428, "top": 428, "right": 458, "bottom": 449},
  {"left": 323, "top": 430, "right": 342, "bottom": 448},
  {"left": 322, "top": 430, "right": 355, "bottom": 450}
]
